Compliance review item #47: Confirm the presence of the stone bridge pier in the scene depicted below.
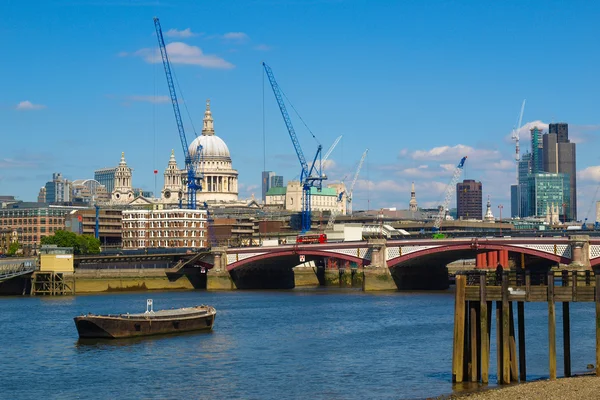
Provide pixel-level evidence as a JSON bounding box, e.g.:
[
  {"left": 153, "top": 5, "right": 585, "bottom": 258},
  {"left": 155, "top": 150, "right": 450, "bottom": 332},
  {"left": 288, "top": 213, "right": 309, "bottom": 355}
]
[
  {"left": 569, "top": 235, "right": 590, "bottom": 269},
  {"left": 207, "top": 247, "right": 236, "bottom": 290},
  {"left": 363, "top": 239, "right": 396, "bottom": 291}
]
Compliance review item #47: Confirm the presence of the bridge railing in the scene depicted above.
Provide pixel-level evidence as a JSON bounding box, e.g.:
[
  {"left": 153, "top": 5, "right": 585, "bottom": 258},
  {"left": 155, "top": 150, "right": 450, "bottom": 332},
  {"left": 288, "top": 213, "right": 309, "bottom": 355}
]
[
  {"left": 463, "top": 269, "right": 596, "bottom": 288},
  {"left": 0, "top": 261, "right": 36, "bottom": 281}
]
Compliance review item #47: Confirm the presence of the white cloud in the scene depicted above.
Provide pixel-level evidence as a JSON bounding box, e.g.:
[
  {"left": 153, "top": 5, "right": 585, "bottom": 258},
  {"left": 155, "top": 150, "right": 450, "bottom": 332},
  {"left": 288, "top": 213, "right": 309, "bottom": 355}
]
[
  {"left": 223, "top": 32, "right": 249, "bottom": 41},
  {"left": 165, "top": 28, "right": 197, "bottom": 38},
  {"left": 127, "top": 95, "right": 170, "bottom": 104},
  {"left": 133, "top": 42, "right": 234, "bottom": 69},
  {"left": 408, "top": 144, "right": 501, "bottom": 162},
  {"left": 508, "top": 120, "right": 549, "bottom": 141},
  {"left": 578, "top": 166, "right": 600, "bottom": 182},
  {"left": 15, "top": 100, "right": 46, "bottom": 110}
]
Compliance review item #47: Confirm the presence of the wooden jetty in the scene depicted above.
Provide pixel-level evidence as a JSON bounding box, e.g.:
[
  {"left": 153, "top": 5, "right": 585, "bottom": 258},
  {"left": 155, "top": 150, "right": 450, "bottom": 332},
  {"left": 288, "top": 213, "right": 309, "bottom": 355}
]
[{"left": 452, "top": 269, "right": 600, "bottom": 385}]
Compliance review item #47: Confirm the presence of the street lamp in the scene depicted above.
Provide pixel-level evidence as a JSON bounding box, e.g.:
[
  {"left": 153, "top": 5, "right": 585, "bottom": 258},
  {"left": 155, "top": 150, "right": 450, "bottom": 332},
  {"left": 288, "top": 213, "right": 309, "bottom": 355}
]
[{"left": 498, "top": 204, "right": 504, "bottom": 236}]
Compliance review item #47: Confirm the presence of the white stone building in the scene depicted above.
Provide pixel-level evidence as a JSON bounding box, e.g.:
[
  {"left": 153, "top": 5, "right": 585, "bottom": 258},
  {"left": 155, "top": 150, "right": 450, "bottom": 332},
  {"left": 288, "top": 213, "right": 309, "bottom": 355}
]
[
  {"left": 111, "top": 152, "right": 134, "bottom": 204},
  {"left": 121, "top": 209, "right": 207, "bottom": 249},
  {"left": 265, "top": 181, "right": 346, "bottom": 214}
]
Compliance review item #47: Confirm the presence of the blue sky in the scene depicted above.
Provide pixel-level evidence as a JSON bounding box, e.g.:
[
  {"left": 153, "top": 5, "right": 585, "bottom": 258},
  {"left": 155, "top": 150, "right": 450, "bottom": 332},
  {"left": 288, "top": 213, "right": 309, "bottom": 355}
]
[{"left": 2, "top": 0, "right": 600, "bottom": 220}]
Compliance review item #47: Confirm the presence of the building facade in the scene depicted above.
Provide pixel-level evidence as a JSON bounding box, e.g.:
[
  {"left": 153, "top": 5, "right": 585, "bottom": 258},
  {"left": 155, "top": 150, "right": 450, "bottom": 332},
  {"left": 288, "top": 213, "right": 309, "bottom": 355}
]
[
  {"left": 456, "top": 179, "right": 482, "bottom": 220},
  {"left": 94, "top": 167, "right": 118, "bottom": 194},
  {"left": 0, "top": 228, "right": 21, "bottom": 254},
  {"left": 71, "top": 179, "right": 110, "bottom": 204},
  {"left": 265, "top": 181, "right": 346, "bottom": 214},
  {"left": 544, "top": 123, "right": 577, "bottom": 221},
  {"left": 45, "top": 173, "right": 71, "bottom": 204},
  {"left": 121, "top": 209, "right": 207, "bottom": 249},
  {"left": 0, "top": 205, "right": 72, "bottom": 248},
  {"left": 522, "top": 173, "right": 569, "bottom": 219},
  {"left": 262, "top": 171, "right": 275, "bottom": 203},
  {"left": 65, "top": 208, "right": 123, "bottom": 247}
]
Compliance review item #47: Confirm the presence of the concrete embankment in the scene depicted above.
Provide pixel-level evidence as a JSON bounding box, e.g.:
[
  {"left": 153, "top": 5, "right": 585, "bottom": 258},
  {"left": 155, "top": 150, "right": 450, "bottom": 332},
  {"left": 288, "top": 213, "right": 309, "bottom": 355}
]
[{"left": 74, "top": 269, "right": 194, "bottom": 293}]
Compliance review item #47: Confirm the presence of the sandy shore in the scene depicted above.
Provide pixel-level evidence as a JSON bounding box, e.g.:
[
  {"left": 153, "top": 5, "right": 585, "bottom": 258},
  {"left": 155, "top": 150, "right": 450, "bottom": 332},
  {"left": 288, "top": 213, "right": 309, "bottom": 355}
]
[{"left": 446, "top": 375, "right": 600, "bottom": 399}]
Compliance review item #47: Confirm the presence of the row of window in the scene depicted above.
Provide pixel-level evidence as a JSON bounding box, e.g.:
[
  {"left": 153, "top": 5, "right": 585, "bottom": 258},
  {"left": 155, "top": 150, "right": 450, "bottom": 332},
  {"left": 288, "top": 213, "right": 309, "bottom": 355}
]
[
  {"left": 122, "top": 213, "right": 205, "bottom": 220},
  {"left": 1, "top": 218, "right": 63, "bottom": 225},
  {"left": 123, "top": 240, "right": 204, "bottom": 248},
  {"left": 123, "top": 230, "right": 205, "bottom": 238},
  {"left": 123, "top": 222, "right": 204, "bottom": 229}
]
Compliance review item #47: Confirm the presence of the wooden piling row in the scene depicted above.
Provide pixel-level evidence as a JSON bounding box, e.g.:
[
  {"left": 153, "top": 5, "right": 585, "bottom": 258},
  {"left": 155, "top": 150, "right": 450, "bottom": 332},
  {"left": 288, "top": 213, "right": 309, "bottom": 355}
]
[{"left": 452, "top": 269, "right": 597, "bottom": 386}]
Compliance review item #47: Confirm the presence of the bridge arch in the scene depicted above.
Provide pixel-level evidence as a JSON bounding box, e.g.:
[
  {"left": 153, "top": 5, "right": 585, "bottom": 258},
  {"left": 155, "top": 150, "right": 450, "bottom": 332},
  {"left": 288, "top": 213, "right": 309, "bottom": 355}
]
[
  {"left": 387, "top": 243, "right": 570, "bottom": 267},
  {"left": 227, "top": 249, "right": 367, "bottom": 271}
]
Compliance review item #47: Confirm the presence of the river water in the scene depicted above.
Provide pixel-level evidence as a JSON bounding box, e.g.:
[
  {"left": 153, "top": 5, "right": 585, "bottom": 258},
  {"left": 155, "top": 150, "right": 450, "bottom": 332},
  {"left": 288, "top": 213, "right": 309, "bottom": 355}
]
[{"left": 0, "top": 289, "right": 596, "bottom": 399}]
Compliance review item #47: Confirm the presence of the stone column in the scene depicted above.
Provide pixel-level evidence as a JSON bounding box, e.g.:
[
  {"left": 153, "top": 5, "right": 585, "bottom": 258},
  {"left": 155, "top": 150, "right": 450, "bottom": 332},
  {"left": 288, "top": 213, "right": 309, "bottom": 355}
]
[
  {"left": 569, "top": 235, "right": 591, "bottom": 269},
  {"left": 363, "top": 239, "right": 396, "bottom": 291},
  {"left": 207, "top": 246, "right": 236, "bottom": 290}
]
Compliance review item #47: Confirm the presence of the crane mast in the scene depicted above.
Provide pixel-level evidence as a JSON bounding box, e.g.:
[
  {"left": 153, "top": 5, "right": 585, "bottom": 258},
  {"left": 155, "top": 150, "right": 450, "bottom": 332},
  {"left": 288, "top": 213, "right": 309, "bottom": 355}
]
[
  {"left": 347, "top": 149, "right": 368, "bottom": 215},
  {"left": 433, "top": 156, "right": 467, "bottom": 232},
  {"left": 262, "top": 62, "right": 324, "bottom": 233},
  {"left": 153, "top": 17, "right": 201, "bottom": 209}
]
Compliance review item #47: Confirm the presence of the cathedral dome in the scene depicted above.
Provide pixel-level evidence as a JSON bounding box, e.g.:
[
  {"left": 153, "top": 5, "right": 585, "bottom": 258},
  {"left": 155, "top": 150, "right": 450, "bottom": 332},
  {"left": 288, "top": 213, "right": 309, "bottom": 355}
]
[
  {"left": 187, "top": 99, "right": 231, "bottom": 160},
  {"left": 188, "top": 135, "right": 230, "bottom": 159}
]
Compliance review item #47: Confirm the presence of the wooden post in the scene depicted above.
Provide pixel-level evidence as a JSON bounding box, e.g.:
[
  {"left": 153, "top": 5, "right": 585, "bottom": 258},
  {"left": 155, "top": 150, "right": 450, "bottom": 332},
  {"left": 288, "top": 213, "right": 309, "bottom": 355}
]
[
  {"left": 595, "top": 272, "right": 600, "bottom": 377},
  {"left": 480, "top": 272, "right": 489, "bottom": 384},
  {"left": 517, "top": 301, "right": 526, "bottom": 381},
  {"left": 470, "top": 302, "right": 478, "bottom": 382},
  {"left": 509, "top": 302, "right": 518, "bottom": 381},
  {"left": 464, "top": 301, "right": 470, "bottom": 380},
  {"left": 453, "top": 274, "right": 467, "bottom": 383},
  {"left": 572, "top": 271, "right": 578, "bottom": 302},
  {"left": 496, "top": 300, "right": 503, "bottom": 384},
  {"left": 548, "top": 271, "right": 557, "bottom": 380},
  {"left": 563, "top": 302, "right": 571, "bottom": 377},
  {"left": 525, "top": 270, "right": 531, "bottom": 301},
  {"left": 502, "top": 271, "right": 510, "bottom": 384}
]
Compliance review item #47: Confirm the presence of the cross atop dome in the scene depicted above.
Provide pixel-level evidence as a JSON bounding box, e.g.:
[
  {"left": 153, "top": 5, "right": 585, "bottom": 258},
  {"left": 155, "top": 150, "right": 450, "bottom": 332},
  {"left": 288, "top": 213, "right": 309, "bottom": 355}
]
[
  {"left": 119, "top": 152, "right": 127, "bottom": 165},
  {"left": 202, "top": 99, "right": 215, "bottom": 136}
]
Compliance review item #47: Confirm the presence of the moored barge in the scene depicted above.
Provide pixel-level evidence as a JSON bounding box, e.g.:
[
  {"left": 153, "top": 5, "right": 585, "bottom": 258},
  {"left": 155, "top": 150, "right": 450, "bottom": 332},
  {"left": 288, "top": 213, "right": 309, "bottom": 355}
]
[{"left": 74, "top": 300, "right": 216, "bottom": 339}]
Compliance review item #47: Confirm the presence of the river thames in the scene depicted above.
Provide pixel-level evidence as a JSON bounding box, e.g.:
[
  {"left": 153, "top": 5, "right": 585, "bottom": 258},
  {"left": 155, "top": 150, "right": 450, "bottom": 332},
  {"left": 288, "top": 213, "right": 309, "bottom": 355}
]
[{"left": 0, "top": 289, "right": 597, "bottom": 399}]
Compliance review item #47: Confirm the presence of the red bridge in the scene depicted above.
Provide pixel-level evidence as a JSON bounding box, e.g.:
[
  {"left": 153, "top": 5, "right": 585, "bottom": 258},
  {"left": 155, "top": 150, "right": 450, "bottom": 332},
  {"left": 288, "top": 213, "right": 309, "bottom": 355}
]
[{"left": 202, "top": 235, "right": 597, "bottom": 291}]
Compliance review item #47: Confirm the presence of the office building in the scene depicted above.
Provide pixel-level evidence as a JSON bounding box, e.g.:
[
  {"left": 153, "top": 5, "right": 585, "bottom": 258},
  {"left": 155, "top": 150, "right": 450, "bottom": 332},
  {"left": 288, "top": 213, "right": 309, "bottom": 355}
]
[
  {"left": 522, "top": 173, "right": 569, "bottom": 219},
  {"left": 543, "top": 123, "right": 577, "bottom": 221},
  {"left": 270, "top": 175, "right": 284, "bottom": 189},
  {"left": 44, "top": 173, "right": 71, "bottom": 204},
  {"left": 94, "top": 167, "right": 117, "bottom": 194},
  {"left": 456, "top": 179, "right": 482, "bottom": 220},
  {"left": 262, "top": 171, "right": 275, "bottom": 203}
]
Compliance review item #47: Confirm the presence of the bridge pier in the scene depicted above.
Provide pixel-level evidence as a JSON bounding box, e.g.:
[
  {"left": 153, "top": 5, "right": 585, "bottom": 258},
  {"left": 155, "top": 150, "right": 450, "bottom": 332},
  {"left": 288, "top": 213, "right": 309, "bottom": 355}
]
[
  {"left": 293, "top": 264, "right": 320, "bottom": 287},
  {"left": 569, "top": 235, "right": 590, "bottom": 269},
  {"left": 207, "top": 247, "right": 236, "bottom": 290},
  {"left": 363, "top": 239, "right": 396, "bottom": 291}
]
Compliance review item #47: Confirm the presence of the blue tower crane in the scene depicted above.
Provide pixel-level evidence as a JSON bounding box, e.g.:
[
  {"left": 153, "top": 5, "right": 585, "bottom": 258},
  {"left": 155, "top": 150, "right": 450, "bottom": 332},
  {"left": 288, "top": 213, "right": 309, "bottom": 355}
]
[
  {"left": 153, "top": 17, "right": 202, "bottom": 209},
  {"left": 262, "top": 62, "right": 324, "bottom": 233}
]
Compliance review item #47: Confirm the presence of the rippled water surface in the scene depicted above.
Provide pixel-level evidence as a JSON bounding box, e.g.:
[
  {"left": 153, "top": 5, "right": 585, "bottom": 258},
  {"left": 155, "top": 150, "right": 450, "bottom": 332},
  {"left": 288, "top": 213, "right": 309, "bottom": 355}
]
[{"left": 0, "top": 289, "right": 596, "bottom": 399}]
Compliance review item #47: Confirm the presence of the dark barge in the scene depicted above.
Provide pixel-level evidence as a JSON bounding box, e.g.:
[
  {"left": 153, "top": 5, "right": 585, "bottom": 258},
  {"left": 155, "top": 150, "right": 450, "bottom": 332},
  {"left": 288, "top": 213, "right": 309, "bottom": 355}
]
[{"left": 74, "top": 301, "right": 216, "bottom": 339}]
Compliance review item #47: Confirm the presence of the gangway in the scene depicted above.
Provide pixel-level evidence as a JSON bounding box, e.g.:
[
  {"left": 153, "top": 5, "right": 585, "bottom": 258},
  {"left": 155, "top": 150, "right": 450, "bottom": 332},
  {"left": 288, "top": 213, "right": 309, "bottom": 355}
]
[{"left": 0, "top": 261, "right": 36, "bottom": 282}]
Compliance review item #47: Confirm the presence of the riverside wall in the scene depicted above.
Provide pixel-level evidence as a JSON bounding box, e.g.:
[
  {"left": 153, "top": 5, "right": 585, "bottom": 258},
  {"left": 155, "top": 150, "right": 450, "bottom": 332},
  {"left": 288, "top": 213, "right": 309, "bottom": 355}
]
[{"left": 73, "top": 269, "right": 194, "bottom": 293}]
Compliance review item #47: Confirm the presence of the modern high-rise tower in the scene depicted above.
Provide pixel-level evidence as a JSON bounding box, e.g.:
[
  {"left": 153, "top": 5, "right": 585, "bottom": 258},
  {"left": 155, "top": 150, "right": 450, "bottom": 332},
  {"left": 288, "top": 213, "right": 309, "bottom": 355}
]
[
  {"left": 456, "top": 179, "right": 482, "bottom": 220},
  {"left": 543, "top": 123, "right": 577, "bottom": 221}
]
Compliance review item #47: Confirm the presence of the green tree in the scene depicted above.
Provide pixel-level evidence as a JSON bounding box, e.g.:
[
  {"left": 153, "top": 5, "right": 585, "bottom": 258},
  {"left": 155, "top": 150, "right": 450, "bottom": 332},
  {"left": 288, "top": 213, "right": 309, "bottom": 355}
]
[
  {"left": 76, "top": 235, "right": 101, "bottom": 255},
  {"left": 7, "top": 241, "right": 19, "bottom": 256},
  {"left": 41, "top": 230, "right": 101, "bottom": 255}
]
